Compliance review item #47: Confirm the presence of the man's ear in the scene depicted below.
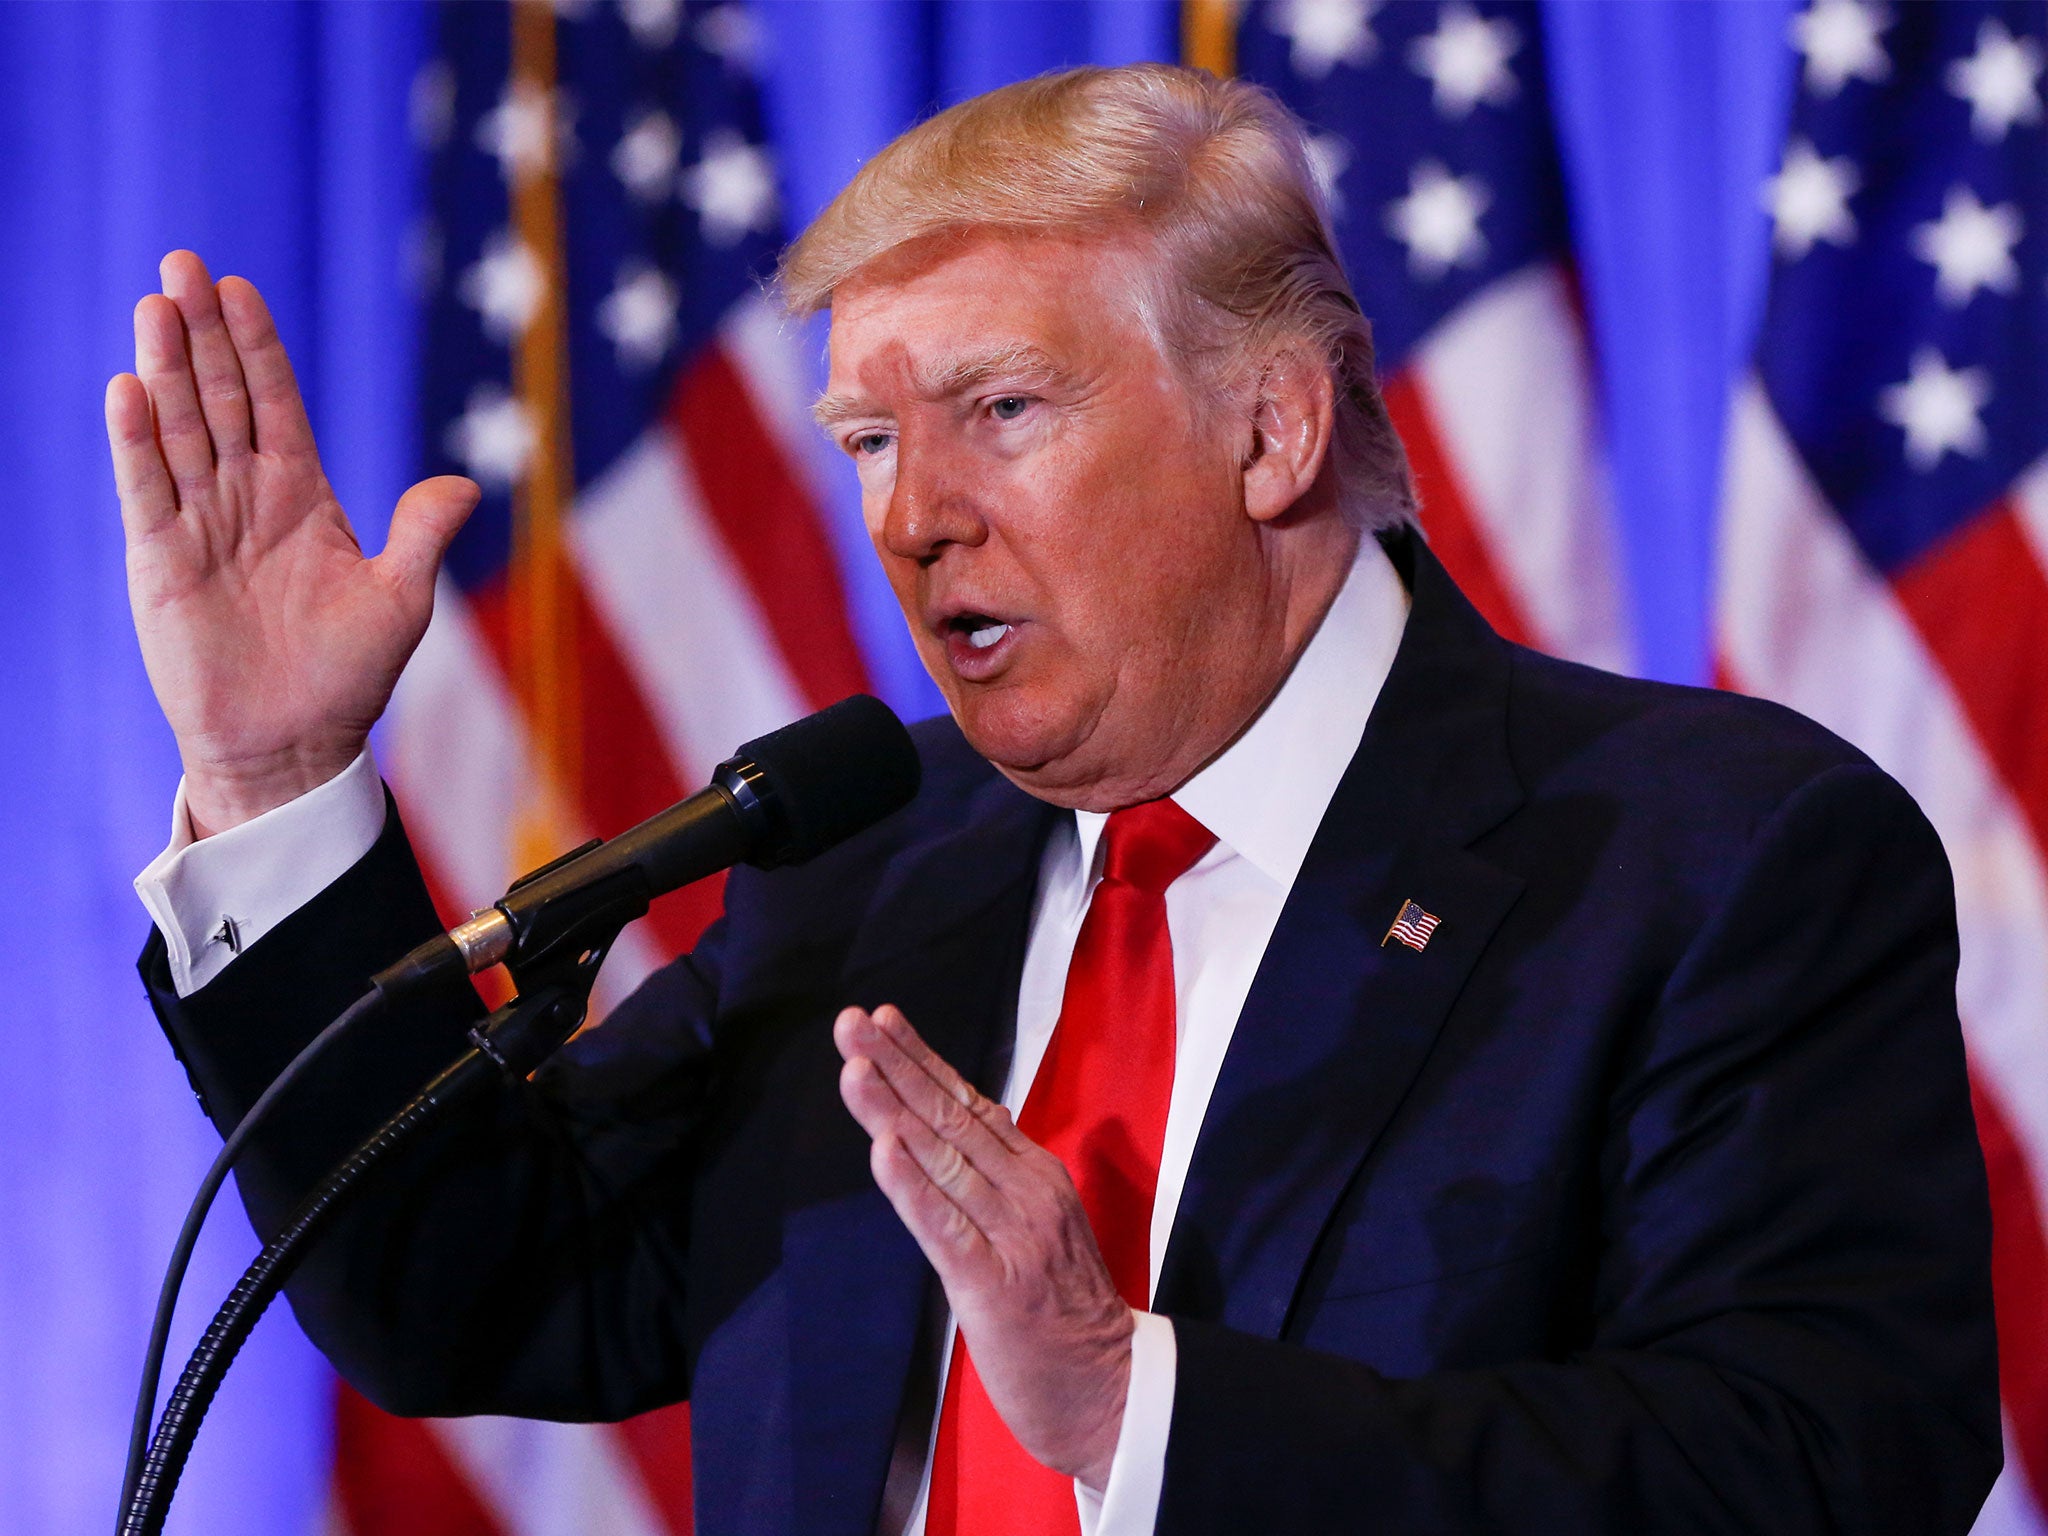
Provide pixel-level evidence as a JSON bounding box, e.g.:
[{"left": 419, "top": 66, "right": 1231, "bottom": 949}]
[{"left": 1240, "top": 346, "right": 1336, "bottom": 524}]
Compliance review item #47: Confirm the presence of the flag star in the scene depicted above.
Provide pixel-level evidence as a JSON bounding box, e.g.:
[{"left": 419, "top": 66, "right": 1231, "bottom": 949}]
[
  {"left": 597, "top": 263, "right": 680, "bottom": 370},
  {"left": 1790, "top": 0, "right": 1891, "bottom": 97},
  {"left": 446, "top": 385, "right": 536, "bottom": 489},
  {"left": 459, "top": 233, "right": 546, "bottom": 343},
  {"left": 612, "top": 109, "right": 682, "bottom": 203},
  {"left": 682, "top": 131, "right": 778, "bottom": 245},
  {"left": 1946, "top": 19, "right": 2044, "bottom": 142},
  {"left": 697, "top": 5, "right": 766, "bottom": 69},
  {"left": 475, "top": 79, "right": 576, "bottom": 184},
  {"left": 1385, "top": 160, "right": 1490, "bottom": 280},
  {"left": 1910, "top": 185, "right": 2023, "bottom": 307},
  {"left": 1305, "top": 132, "right": 1353, "bottom": 219},
  {"left": 1878, "top": 348, "right": 1992, "bottom": 470},
  {"left": 1407, "top": 4, "right": 1520, "bottom": 118},
  {"left": 621, "top": 0, "right": 682, "bottom": 49},
  {"left": 410, "top": 60, "right": 456, "bottom": 151},
  {"left": 1266, "top": 0, "right": 1381, "bottom": 81},
  {"left": 1763, "top": 138, "right": 1859, "bottom": 260}
]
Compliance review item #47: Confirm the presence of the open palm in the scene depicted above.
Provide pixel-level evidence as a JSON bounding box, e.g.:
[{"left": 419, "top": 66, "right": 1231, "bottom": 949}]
[{"left": 107, "top": 251, "right": 477, "bottom": 836}]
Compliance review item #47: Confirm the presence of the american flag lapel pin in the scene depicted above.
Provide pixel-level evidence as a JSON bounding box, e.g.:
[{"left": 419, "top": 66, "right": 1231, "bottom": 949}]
[{"left": 1383, "top": 899, "right": 1441, "bottom": 952}]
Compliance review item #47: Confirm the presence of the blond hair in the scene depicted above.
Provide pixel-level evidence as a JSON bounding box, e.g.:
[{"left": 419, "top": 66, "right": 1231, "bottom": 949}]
[{"left": 777, "top": 63, "right": 1415, "bottom": 529}]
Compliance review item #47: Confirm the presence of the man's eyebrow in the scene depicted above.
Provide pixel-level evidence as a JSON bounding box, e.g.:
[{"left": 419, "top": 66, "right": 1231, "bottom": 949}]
[
  {"left": 812, "top": 391, "right": 876, "bottom": 429},
  {"left": 811, "top": 343, "right": 1070, "bottom": 429}
]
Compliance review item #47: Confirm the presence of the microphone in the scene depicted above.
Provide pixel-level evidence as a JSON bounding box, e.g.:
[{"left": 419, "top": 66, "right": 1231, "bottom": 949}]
[{"left": 372, "top": 694, "right": 920, "bottom": 998}]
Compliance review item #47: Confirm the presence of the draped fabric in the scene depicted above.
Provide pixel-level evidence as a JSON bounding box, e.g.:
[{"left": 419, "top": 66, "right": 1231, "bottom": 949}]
[{"left": 14, "top": 2, "right": 2041, "bottom": 1534}]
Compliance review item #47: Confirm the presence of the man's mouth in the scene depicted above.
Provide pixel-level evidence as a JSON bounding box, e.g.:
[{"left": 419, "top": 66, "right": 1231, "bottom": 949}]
[
  {"left": 941, "top": 611, "right": 1021, "bottom": 677},
  {"left": 957, "top": 615, "right": 1011, "bottom": 650}
]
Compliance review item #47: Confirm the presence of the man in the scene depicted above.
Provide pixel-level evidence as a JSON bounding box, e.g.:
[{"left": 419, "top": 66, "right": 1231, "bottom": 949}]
[{"left": 113, "top": 65, "right": 1996, "bottom": 1534}]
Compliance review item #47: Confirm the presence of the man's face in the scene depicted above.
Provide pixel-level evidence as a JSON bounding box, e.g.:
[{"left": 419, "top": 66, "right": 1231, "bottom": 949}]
[{"left": 820, "top": 230, "right": 1291, "bottom": 809}]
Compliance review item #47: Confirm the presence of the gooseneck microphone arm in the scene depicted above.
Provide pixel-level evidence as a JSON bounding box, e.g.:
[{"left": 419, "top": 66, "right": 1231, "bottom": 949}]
[{"left": 119, "top": 970, "right": 602, "bottom": 1536}]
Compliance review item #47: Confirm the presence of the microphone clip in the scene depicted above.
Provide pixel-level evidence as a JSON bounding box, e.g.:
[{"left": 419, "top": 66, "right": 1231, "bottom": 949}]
[{"left": 501, "top": 861, "right": 647, "bottom": 1000}]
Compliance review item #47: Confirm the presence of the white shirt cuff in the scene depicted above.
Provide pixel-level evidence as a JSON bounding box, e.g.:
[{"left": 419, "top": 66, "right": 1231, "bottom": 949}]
[
  {"left": 133, "top": 750, "right": 387, "bottom": 997},
  {"left": 1075, "top": 1310, "right": 1176, "bottom": 1536}
]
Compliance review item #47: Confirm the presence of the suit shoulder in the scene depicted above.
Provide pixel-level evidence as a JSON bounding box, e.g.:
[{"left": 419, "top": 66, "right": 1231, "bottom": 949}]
[
  {"left": 1482, "top": 646, "right": 1952, "bottom": 1001},
  {"left": 1501, "top": 645, "right": 1888, "bottom": 831}
]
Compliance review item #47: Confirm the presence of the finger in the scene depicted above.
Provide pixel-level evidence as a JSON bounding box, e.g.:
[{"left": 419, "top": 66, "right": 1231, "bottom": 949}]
[
  {"left": 839, "top": 1019, "right": 1030, "bottom": 1229},
  {"left": 105, "top": 374, "right": 180, "bottom": 536},
  {"left": 865, "top": 1005, "right": 1033, "bottom": 1158},
  {"left": 159, "top": 251, "right": 251, "bottom": 460},
  {"left": 133, "top": 293, "right": 214, "bottom": 490},
  {"left": 838, "top": 1044, "right": 913, "bottom": 1143},
  {"left": 840, "top": 1053, "right": 1012, "bottom": 1236},
  {"left": 216, "top": 274, "right": 314, "bottom": 457},
  {"left": 836, "top": 1008, "right": 997, "bottom": 1141},
  {"left": 870, "top": 1129, "right": 996, "bottom": 1279},
  {"left": 373, "top": 476, "right": 478, "bottom": 613}
]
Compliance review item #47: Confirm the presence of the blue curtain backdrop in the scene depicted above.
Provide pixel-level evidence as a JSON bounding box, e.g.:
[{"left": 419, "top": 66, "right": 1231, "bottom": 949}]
[{"left": 0, "top": 3, "right": 1796, "bottom": 1530}]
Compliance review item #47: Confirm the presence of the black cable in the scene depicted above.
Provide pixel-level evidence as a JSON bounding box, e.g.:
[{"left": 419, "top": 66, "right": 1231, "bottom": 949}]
[
  {"left": 118, "top": 1039, "right": 501, "bottom": 1536},
  {"left": 117, "top": 980, "right": 590, "bottom": 1536},
  {"left": 119, "top": 987, "right": 386, "bottom": 1515}
]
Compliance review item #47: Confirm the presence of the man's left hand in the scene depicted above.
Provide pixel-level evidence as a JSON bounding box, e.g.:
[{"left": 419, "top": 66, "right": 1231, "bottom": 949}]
[{"left": 834, "top": 1004, "right": 1133, "bottom": 1492}]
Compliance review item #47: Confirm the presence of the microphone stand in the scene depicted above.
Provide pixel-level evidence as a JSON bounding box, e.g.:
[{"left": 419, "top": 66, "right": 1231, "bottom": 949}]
[{"left": 116, "top": 873, "right": 651, "bottom": 1536}]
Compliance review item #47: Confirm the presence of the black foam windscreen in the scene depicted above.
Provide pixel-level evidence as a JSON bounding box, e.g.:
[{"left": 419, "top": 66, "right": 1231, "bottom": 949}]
[{"left": 736, "top": 693, "right": 921, "bottom": 865}]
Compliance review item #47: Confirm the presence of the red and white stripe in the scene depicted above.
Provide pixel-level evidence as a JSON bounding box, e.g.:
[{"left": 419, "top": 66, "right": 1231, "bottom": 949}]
[
  {"left": 348, "top": 296, "right": 868, "bottom": 1536},
  {"left": 1718, "top": 379, "right": 2048, "bottom": 1534},
  {"left": 1385, "top": 263, "right": 1634, "bottom": 672}
]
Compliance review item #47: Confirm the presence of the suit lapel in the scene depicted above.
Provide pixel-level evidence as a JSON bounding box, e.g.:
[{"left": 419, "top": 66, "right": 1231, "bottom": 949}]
[
  {"left": 1155, "top": 534, "right": 1527, "bottom": 1338},
  {"left": 781, "top": 771, "right": 1055, "bottom": 1534}
]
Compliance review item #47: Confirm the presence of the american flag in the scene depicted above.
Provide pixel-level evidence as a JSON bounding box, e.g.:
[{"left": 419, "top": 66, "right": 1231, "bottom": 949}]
[
  {"left": 1716, "top": 1, "right": 2048, "bottom": 1528},
  {"left": 1383, "top": 899, "right": 1442, "bottom": 952},
  {"left": 330, "top": 1, "right": 865, "bottom": 1529},
  {"left": 1232, "top": 0, "right": 1634, "bottom": 673}
]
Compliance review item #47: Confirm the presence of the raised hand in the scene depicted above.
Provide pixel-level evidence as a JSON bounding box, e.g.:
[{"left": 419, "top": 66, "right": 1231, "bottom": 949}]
[
  {"left": 106, "top": 251, "right": 479, "bottom": 837},
  {"left": 834, "top": 1003, "right": 1134, "bottom": 1492}
]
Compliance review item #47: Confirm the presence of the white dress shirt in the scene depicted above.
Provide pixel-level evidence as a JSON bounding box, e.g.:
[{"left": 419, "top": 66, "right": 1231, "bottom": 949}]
[{"left": 135, "top": 536, "right": 1410, "bottom": 1536}]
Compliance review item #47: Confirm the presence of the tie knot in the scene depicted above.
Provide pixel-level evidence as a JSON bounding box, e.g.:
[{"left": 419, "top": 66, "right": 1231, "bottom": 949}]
[{"left": 1099, "top": 799, "right": 1216, "bottom": 894}]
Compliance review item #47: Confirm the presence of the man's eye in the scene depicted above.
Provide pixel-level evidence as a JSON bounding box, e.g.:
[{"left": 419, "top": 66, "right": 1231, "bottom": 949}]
[
  {"left": 851, "top": 431, "right": 892, "bottom": 456},
  {"left": 989, "top": 396, "right": 1031, "bottom": 421}
]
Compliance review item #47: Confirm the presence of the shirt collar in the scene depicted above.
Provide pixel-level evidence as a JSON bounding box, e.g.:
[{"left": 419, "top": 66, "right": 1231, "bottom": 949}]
[{"left": 1072, "top": 534, "right": 1411, "bottom": 889}]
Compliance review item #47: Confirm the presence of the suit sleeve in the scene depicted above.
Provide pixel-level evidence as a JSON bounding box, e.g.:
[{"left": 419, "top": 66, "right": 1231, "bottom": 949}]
[
  {"left": 1155, "top": 763, "right": 2000, "bottom": 1535},
  {"left": 140, "top": 790, "right": 730, "bottom": 1421}
]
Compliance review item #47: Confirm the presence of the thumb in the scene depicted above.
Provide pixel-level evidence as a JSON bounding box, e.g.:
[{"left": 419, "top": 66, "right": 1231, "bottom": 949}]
[{"left": 376, "top": 475, "right": 480, "bottom": 608}]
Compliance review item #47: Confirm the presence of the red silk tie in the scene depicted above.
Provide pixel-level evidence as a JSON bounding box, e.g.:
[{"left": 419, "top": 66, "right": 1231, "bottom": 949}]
[{"left": 924, "top": 799, "right": 1217, "bottom": 1536}]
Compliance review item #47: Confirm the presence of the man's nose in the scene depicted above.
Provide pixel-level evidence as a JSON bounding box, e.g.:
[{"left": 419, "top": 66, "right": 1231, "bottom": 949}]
[{"left": 880, "top": 433, "right": 985, "bottom": 564}]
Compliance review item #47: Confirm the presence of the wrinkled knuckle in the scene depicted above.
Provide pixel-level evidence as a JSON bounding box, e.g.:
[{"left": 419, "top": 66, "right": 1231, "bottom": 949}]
[
  {"left": 933, "top": 1096, "right": 973, "bottom": 1140},
  {"left": 941, "top": 1202, "right": 976, "bottom": 1246}
]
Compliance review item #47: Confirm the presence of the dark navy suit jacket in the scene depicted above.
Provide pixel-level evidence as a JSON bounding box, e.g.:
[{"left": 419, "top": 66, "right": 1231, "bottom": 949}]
[{"left": 143, "top": 533, "right": 2000, "bottom": 1534}]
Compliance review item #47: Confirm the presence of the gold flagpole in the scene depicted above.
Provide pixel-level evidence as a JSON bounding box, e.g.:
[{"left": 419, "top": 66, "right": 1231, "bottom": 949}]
[
  {"left": 1182, "top": 0, "right": 1240, "bottom": 76},
  {"left": 507, "top": 0, "right": 581, "bottom": 883}
]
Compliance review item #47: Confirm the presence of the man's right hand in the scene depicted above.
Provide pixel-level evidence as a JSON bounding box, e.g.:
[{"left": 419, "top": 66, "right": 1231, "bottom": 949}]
[{"left": 107, "top": 251, "right": 479, "bottom": 839}]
